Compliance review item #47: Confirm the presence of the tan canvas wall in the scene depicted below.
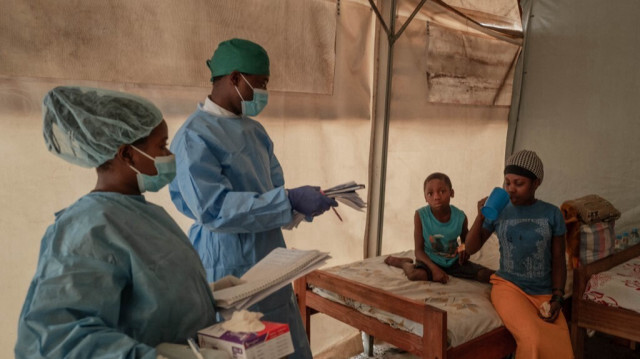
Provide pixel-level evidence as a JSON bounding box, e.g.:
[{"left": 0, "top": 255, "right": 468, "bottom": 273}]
[
  {"left": 1, "top": 0, "right": 513, "bottom": 357},
  {"left": 375, "top": 12, "right": 509, "bottom": 256},
  {"left": 0, "top": 1, "right": 370, "bottom": 355},
  {"left": 0, "top": 0, "right": 337, "bottom": 94},
  {"left": 509, "top": 0, "right": 640, "bottom": 232}
]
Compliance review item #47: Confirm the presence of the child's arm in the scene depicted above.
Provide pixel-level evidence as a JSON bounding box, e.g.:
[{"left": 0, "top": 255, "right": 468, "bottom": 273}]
[
  {"left": 551, "top": 234, "right": 567, "bottom": 294},
  {"left": 458, "top": 216, "right": 470, "bottom": 264},
  {"left": 459, "top": 216, "right": 469, "bottom": 243},
  {"left": 465, "top": 197, "right": 493, "bottom": 255},
  {"left": 414, "top": 211, "right": 449, "bottom": 283}
]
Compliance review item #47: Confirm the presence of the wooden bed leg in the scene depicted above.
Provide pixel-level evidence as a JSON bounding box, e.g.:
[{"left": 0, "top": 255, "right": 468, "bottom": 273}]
[
  {"left": 423, "top": 309, "right": 447, "bottom": 359},
  {"left": 570, "top": 322, "right": 585, "bottom": 359},
  {"left": 361, "top": 331, "right": 374, "bottom": 357},
  {"left": 293, "top": 277, "right": 311, "bottom": 341}
]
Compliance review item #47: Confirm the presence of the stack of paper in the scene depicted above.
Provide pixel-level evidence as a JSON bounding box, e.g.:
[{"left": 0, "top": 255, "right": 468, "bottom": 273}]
[
  {"left": 324, "top": 181, "right": 367, "bottom": 211},
  {"left": 283, "top": 181, "right": 366, "bottom": 230},
  {"left": 212, "top": 248, "right": 330, "bottom": 312}
]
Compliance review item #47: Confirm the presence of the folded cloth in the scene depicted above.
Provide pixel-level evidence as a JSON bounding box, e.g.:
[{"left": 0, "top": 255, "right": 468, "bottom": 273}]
[{"left": 562, "top": 194, "right": 620, "bottom": 225}]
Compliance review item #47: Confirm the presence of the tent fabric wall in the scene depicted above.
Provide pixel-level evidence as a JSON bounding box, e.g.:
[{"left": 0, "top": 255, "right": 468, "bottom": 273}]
[
  {"left": 2, "top": 0, "right": 520, "bottom": 358},
  {"left": 371, "top": 8, "right": 512, "bottom": 257},
  {"left": 425, "top": 22, "right": 520, "bottom": 106},
  {"left": 0, "top": 1, "right": 372, "bottom": 356},
  {"left": 0, "top": 0, "right": 337, "bottom": 94},
  {"left": 508, "top": 0, "right": 640, "bottom": 232},
  {"left": 364, "top": 0, "right": 520, "bottom": 258}
]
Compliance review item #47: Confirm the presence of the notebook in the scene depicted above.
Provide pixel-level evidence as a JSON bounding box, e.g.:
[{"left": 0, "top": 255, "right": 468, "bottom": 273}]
[{"left": 213, "top": 247, "right": 331, "bottom": 310}]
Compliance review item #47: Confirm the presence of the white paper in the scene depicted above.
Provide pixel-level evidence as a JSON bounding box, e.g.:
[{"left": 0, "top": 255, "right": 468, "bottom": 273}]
[
  {"left": 282, "top": 181, "right": 366, "bottom": 230},
  {"left": 212, "top": 248, "right": 330, "bottom": 310}
]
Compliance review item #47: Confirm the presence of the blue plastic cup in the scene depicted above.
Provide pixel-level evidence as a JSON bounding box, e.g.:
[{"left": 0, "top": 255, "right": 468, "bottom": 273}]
[{"left": 482, "top": 187, "right": 510, "bottom": 220}]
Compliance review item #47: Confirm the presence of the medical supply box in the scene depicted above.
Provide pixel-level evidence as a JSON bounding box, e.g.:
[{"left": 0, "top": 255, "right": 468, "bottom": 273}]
[{"left": 197, "top": 321, "right": 294, "bottom": 359}]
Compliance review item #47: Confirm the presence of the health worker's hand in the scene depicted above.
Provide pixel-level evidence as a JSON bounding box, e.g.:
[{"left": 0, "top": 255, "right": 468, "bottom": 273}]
[
  {"left": 200, "top": 348, "right": 232, "bottom": 359},
  {"left": 211, "top": 275, "right": 245, "bottom": 292},
  {"left": 287, "top": 186, "right": 338, "bottom": 217},
  {"left": 156, "top": 343, "right": 231, "bottom": 359}
]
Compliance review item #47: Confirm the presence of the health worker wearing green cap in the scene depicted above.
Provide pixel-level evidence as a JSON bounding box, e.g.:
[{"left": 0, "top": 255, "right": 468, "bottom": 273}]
[
  {"left": 16, "top": 86, "right": 228, "bottom": 359},
  {"left": 169, "top": 38, "right": 334, "bottom": 359}
]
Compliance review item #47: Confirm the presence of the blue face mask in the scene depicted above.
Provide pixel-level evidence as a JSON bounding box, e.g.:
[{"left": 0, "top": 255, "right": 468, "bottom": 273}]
[
  {"left": 235, "top": 73, "right": 268, "bottom": 117},
  {"left": 129, "top": 146, "right": 176, "bottom": 193}
]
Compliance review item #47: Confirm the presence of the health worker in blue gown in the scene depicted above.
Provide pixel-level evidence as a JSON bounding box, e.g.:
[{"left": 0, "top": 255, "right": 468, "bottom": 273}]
[
  {"left": 15, "top": 86, "right": 228, "bottom": 359},
  {"left": 169, "top": 38, "right": 337, "bottom": 359}
]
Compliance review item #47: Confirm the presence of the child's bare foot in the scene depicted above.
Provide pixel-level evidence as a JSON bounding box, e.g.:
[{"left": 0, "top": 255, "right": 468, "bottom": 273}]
[{"left": 384, "top": 256, "right": 414, "bottom": 268}]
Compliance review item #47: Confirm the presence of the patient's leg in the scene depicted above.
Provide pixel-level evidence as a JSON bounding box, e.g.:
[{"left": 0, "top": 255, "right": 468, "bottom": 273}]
[
  {"left": 477, "top": 268, "right": 495, "bottom": 283},
  {"left": 403, "top": 264, "right": 431, "bottom": 281},
  {"left": 384, "top": 255, "right": 413, "bottom": 267},
  {"left": 385, "top": 256, "right": 431, "bottom": 281}
]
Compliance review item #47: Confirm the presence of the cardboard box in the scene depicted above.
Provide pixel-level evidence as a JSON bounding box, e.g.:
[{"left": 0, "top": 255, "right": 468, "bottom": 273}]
[{"left": 198, "top": 321, "right": 294, "bottom": 359}]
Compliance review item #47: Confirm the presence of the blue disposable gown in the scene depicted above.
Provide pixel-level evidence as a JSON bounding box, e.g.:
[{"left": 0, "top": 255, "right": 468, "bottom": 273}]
[
  {"left": 169, "top": 107, "right": 312, "bottom": 359},
  {"left": 15, "top": 192, "right": 216, "bottom": 359}
]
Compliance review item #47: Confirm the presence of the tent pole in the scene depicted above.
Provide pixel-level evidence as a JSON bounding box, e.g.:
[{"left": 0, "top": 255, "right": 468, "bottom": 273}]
[
  {"left": 364, "top": 0, "right": 521, "bottom": 258},
  {"left": 364, "top": 0, "right": 396, "bottom": 258},
  {"left": 374, "top": 0, "right": 396, "bottom": 258},
  {"left": 506, "top": 0, "right": 533, "bottom": 157},
  {"left": 364, "top": 0, "right": 427, "bottom": 258}
]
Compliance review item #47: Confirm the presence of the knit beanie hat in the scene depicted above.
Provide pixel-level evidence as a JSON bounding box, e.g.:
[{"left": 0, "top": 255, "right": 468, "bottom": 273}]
[{"left": 504, "top": 150, "right": 544, "bottom": 182}]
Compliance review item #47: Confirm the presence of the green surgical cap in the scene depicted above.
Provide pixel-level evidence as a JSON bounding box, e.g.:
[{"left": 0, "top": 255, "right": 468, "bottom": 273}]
[
  {"left": 42, "top": 86, "right": 163, "bottom": 168},
  {"left": 206, "top": 38, "right": 270, "bottom": 80}
]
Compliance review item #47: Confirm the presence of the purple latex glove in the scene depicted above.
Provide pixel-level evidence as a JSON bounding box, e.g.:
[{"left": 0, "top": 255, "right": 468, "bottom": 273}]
[{"left": 287, "top": 186, "right": 338, "bottom": 217}]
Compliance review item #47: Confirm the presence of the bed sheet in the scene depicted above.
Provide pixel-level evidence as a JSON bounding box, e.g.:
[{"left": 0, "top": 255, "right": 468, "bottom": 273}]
[
  {"left": 312, "top": 235, "right": 573, "bottom": 348},
  {"left": 582, "top": 255, "right": 640, "bottom": 313},
  {"left": 313, "top": 237, "right": 503, "bottom": 347}
]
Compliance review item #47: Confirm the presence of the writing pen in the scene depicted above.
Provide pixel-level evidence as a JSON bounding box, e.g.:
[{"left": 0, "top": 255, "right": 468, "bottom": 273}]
[
  {"left": 331, "top": 206, "right": 343, "bottom": 221},
  {"left": 321, "top": 190, "right": 343, "bottom": 222},
  {"left": 187, "top": 338, "right": 204, "bottom": 359}
]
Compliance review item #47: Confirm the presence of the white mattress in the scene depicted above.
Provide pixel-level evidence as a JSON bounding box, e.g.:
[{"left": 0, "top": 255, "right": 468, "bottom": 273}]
[{"left": 312, "top": 235, "right": 573, "bottom": 348}]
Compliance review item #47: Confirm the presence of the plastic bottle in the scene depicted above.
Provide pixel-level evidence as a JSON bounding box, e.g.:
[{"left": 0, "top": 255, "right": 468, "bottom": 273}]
[
  {"left": 615, "top": 234, "right": 623, "bottom": 251},
  {"left": 621, "top": 232, "right": 630, "bottom": 249},
  {"left": 630, "top": 228, "right": 640, "bottom": 246}
]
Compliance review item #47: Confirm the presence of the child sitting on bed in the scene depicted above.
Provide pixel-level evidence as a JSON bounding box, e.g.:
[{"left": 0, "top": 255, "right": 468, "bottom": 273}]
[
  {"left": 465, "top": 150, "right": 573, "bottom": 359},
  {"left": 385, "top": 172, "right": 494, "bottom": 284}
]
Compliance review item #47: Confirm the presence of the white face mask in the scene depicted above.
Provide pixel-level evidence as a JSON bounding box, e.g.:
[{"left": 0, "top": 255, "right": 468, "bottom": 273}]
[{"left": 128, "top": 146, "right": 176, "bottom": 192}]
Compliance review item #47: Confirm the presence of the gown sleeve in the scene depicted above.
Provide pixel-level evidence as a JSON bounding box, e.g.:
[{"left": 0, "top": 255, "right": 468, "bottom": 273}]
[
  {"left": 16, "top": 250, "right": 156, "bottom": 359},
  {"left": 170, "top": 128, "right": 293, "bottom": 233}
]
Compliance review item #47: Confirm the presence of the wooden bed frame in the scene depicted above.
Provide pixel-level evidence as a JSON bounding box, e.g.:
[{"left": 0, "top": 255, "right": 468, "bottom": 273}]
[
  {"left": 571, "top": 242, "right": 640, "bottom": 359},
  {"left": 294, "top": 270, "right": 516, "bottom": 359}
]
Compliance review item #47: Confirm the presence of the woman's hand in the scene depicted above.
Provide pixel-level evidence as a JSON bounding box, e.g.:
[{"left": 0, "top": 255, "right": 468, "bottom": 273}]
[
  {"left": 538, "top": 300, "right": 562, "bottom": 322},
  {"left": 477, "top": 197, "right": 488, "bottom": 216}
]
